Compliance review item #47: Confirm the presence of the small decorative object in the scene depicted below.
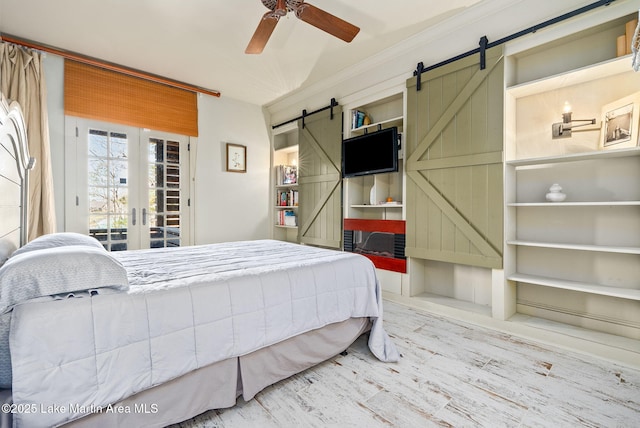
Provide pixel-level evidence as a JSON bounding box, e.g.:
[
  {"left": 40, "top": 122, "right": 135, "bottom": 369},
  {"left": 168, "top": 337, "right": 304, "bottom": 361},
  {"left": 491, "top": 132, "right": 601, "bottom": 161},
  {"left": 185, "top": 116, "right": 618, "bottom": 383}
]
[
  {"left": 226, "top": 143, "right": 246, "bottom": 172},
  {"left": 363, "top": 115, "right": 371, "bottom": 126},
  {"left": 369, "top": 182, "right": 377, "bottom": 205},
  {"left": 546, "top": 183, "right": 567, "bottom": 202},
  {"left": 600, "top": 91, "right": 640, "bottom": 150}
]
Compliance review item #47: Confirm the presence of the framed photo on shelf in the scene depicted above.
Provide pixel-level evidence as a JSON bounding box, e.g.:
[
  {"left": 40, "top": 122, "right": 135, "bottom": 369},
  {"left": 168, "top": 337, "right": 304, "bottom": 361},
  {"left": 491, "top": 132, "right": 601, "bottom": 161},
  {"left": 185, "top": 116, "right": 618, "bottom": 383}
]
[
  {"left": 226, "top": 143, "right": 247, "bottom": 172},
  {"left": 600, "top": 91, "right": 640, "bottom": 150}
]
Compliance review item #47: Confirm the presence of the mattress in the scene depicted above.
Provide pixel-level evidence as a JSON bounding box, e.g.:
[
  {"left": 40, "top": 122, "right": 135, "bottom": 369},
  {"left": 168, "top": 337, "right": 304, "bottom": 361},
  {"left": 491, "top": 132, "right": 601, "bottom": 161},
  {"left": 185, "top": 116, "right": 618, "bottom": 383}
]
[{"left": 9, "top": 240, "right": 398, "bottom": 427}]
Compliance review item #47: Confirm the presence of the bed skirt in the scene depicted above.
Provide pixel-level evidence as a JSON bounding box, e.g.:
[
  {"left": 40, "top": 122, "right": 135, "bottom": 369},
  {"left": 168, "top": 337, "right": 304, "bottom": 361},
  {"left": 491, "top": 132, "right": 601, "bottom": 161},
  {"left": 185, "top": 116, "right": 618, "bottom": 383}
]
[{"left": 0, "top": 317, "right": 370, "bottom": 428}]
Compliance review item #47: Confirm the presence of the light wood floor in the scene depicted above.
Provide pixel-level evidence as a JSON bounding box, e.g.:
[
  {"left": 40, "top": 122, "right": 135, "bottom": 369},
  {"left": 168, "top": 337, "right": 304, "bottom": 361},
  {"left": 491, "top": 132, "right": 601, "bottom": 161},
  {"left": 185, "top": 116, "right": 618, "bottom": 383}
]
[{"left": 174, "top": 301, "right": 640, "bottom": 427}]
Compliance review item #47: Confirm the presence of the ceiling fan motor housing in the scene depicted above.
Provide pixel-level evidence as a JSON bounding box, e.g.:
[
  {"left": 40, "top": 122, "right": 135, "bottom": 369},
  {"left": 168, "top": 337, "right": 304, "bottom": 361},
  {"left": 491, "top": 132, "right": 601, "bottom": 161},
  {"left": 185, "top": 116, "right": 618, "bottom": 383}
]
[{"left": 261, "top": 0, "right": 304, "bottom": 13}]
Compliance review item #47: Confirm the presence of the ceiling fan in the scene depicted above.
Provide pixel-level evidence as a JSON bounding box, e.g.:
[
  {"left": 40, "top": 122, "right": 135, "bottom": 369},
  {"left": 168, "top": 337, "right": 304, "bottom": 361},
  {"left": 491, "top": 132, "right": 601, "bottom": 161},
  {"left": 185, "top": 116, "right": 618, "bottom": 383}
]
[{"left": 246, "top": 0, "right": 360, "bottom": 54}]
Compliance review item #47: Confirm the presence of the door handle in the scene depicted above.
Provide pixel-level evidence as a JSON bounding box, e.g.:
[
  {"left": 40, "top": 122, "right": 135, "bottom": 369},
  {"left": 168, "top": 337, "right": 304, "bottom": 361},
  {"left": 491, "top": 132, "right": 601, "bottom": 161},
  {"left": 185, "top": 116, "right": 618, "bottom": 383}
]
[
  {"left": 142, "top": 208, "right": 147, "bottom": 226},
  {"left": 132, "top": 208, "right": 136, "bottom": 226}
]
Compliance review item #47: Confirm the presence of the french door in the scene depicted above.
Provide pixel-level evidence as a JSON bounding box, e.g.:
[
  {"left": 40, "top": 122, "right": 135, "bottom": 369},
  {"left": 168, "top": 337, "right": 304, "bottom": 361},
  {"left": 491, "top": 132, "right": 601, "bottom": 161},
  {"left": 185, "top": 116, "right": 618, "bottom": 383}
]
[{"left": 65, "top": 117, "right": 191, "bottom": 250}]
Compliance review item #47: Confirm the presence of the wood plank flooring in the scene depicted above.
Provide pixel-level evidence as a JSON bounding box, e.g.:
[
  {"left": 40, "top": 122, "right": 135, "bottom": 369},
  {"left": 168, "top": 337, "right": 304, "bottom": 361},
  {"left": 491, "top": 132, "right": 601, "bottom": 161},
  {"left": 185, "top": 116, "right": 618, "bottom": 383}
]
[{"left": 173, "top": 301, "right": 640, "bottom": 427}]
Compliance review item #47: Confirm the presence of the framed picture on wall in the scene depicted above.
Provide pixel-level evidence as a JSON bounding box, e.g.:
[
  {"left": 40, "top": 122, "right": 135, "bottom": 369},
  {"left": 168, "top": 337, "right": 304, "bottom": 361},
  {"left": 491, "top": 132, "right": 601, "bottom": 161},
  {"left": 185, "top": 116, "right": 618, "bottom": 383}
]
[
  {"left": 600, "top": 91, "right": 640, "bottom": 150},
  {"left": 226, "top": 143, "right": 247, "bottom": 172}
]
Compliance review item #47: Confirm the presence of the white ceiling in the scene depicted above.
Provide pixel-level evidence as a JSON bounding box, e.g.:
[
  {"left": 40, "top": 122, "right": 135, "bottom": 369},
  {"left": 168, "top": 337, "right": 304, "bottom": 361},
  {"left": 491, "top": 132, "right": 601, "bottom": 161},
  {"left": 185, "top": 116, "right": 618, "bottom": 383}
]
[{"left": 0, "top": 0, "right": 486, "bottom": 106}]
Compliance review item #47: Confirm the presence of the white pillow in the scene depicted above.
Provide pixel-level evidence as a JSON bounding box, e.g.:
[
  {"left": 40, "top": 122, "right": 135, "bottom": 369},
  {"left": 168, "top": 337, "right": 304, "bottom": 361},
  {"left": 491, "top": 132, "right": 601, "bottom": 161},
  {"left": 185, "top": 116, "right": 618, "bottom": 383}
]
[
  {"left": 0, "top": 245, "right": 129, "bottom": 315},
  {"left": 12, "top": 232, "right": 104, "bottom": 258}
]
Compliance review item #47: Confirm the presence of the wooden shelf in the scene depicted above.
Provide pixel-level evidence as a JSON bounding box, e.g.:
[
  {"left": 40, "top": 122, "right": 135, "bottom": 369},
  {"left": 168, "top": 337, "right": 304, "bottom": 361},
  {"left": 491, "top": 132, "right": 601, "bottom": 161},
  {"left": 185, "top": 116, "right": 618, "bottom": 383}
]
[
  {"left": 507, "top": 146, "right": 640, "bottom": 166},
  {"left": 351, "top": 116, "right": 403, "bottom": 135},
  {"left": 508, "top": 201, "right": 640, "bottom": 207},
  {"left": 411, "top": 292, "right": 493, "bottom": 317},
  {"left": 508, "top": 273, "right": 640, "bottom": 301},
  {"left": 508, "top": 313, "right": 640, "bottom": 354},
  {"left": 351, "top": 203, "right": 403, "bottom": 208},
  {"left": 275, "top": 205, "right": 298, "bottom": 209},
  {"left": 506, "top": 55, "right": 633, "bottom": 99},
  {"left": 507, "top": 240, "right": 640, "bottom": 255},
  {"left": 274, "top": 225, "right": 297, "bottom": 229}
]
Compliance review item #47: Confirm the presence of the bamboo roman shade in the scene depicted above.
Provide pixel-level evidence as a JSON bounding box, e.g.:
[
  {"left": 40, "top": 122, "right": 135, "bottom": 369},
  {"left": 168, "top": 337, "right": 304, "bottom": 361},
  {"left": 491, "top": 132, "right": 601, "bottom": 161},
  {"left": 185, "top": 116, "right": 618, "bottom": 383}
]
[{"left": 64, "top": 60, "right": 198, "bottom": 136}]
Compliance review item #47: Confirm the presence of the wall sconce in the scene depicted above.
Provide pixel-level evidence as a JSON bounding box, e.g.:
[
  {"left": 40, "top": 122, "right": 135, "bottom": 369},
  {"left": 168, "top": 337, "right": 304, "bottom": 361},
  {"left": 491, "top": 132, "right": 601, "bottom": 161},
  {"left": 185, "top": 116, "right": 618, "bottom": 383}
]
[{"left": 551, "top": 102, "right": 596, "bottom": 139}]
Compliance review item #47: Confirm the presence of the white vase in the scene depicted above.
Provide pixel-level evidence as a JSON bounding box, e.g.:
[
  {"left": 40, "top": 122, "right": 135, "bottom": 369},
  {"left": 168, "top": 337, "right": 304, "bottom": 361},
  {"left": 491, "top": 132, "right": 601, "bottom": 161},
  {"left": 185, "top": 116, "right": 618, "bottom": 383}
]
[
  {"left": 545, "top": 183, "right": 567, "bottom": 202},
  {"left": 370, "top": 182, "right": 377, "bottom": 205}
]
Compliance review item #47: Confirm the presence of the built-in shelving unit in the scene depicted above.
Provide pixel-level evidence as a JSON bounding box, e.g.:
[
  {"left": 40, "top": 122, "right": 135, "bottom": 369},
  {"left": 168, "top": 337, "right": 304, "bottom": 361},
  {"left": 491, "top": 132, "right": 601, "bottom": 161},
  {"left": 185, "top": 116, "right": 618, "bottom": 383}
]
[
  {"left": 271, "top": 123, "right": 299, "bottom": 243},
  {"left": 503, "top": 12, "right": 640, "bottom": 360},
  {"left": 274, "top": 182, "right": 298, "bottom": 229},
  {"left": 349, "top": 4, "right": 640, "bottom": 368},
  {"left": 343, "top": 91, "right": 407, "bottom": 293},
  {"left": 344, "top": 92, "right": 405, "bottom": 222}
]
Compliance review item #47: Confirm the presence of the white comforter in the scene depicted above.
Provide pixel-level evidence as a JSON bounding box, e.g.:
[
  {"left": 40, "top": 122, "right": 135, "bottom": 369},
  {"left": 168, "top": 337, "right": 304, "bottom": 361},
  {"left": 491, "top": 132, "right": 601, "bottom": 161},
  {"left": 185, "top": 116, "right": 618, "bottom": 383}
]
[{"left": 9, "top": 240, "right": 398, "bottom": 427}]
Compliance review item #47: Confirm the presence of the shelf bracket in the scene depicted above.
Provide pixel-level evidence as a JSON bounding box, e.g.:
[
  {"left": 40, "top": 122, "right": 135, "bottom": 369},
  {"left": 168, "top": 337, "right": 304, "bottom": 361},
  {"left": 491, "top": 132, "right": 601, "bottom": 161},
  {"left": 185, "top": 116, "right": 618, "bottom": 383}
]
[
  {"left": 301, "top": 109, "right": 307, "bottom": 129},
  {"left": 413, "top": 61, "right": 425, "bottom": 91},
  {"left": 479, "top": 36, "right": 488, "bottom": 70}
]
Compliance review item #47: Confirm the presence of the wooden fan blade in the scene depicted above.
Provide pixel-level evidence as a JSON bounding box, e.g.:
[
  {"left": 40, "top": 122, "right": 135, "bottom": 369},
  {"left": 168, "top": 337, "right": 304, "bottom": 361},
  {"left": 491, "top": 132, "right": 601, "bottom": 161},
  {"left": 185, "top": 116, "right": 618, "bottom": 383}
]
[
  {"left": 245, "top": 12, "right": 280, "bottom": 54},
  {"left": 295, "top": 3, "right": 360, "bottom": 43}
]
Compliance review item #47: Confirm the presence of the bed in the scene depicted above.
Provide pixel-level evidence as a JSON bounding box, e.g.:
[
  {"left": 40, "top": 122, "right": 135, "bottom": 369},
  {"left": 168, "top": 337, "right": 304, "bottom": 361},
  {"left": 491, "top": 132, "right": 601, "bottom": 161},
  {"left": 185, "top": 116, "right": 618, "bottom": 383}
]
[{"left": 0, "top": 94, "right": 399, "bottom": 428}]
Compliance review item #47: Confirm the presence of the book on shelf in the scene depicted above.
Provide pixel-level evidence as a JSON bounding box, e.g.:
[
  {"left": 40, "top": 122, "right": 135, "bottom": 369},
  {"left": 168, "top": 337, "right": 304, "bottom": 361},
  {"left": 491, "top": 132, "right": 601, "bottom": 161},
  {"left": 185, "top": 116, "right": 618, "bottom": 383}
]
[
  {"left": 276, "top": 164, "right": 297, "bottom": 185},
  {"left": 277, "top": 210, "right": 297, "bottom": 226},
  {"left": 351, "top": 109, "right": 367, "bottom": 129},
  {"left": 277, "top": 189, "right": 298, "bottom": 206}
]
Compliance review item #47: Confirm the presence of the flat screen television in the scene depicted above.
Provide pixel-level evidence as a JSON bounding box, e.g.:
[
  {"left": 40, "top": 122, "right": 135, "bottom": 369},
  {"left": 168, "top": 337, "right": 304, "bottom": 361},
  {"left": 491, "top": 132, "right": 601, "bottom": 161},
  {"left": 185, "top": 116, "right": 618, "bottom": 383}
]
[{"left": 342, "top": 127, "right": 399, "bottom": 178}]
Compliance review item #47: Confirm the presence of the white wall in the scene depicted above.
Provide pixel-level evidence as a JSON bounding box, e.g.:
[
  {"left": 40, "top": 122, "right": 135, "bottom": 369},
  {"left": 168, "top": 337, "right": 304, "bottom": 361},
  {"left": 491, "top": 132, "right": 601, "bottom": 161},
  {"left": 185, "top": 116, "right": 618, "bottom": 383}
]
[
  {"left": 194, "top": 94, "right": 271, "bottom": 244},
  {"left": 43, "top": 55, "right": 272, "bottom": 244}
]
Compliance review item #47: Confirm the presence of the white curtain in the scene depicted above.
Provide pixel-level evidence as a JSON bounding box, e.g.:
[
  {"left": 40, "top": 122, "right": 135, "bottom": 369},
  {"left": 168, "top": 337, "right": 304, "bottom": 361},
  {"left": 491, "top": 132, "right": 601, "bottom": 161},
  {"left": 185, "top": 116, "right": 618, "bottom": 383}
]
[{"left": 0, "top": 42, "right": 56, "bottom": 240}]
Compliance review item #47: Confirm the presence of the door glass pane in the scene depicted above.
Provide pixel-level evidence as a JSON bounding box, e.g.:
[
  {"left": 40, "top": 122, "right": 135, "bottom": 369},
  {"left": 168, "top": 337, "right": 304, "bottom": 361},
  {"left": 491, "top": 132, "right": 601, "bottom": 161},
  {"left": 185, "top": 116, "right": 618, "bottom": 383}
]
[
  {"left": 148, "top": 189, "right": 158, "bottom": 214},
  {"left": 89, "top": 215, "right": 108, "bottom": 245},
  {"left": 89, "top": 130, "right": 108, "bottom": 157},
  {"left": 88, "top": 128, "right": 129, "bottom": 251},
  {"left": 110, "top": 160, "right": 128, "bottom": 186},
  {"left": 149, "top": 139, "right": 164, "bottom": 162},
  {"left": 166, "top": 190, "right": 179, "bottom": 212},
  {"left": 149, "top": 164, "right": 164, "bottom": 188},
  {"left": 147, "top": 138, "right": 181, "bottom": 248},
  {"left": 167, "top": 141, "right": 179, "bottom": 164},
  {"left": 89, "top": 188, "right": 108, "bottom": 214},
  {"left": 110, "top": 187, "right": 128, "bottom": 214},
  {"left": 110, "top": 132, "right": 128, "bottom": 159},
  {"left": 88, "top": 159, "right": 108, "bottom": 186}
]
